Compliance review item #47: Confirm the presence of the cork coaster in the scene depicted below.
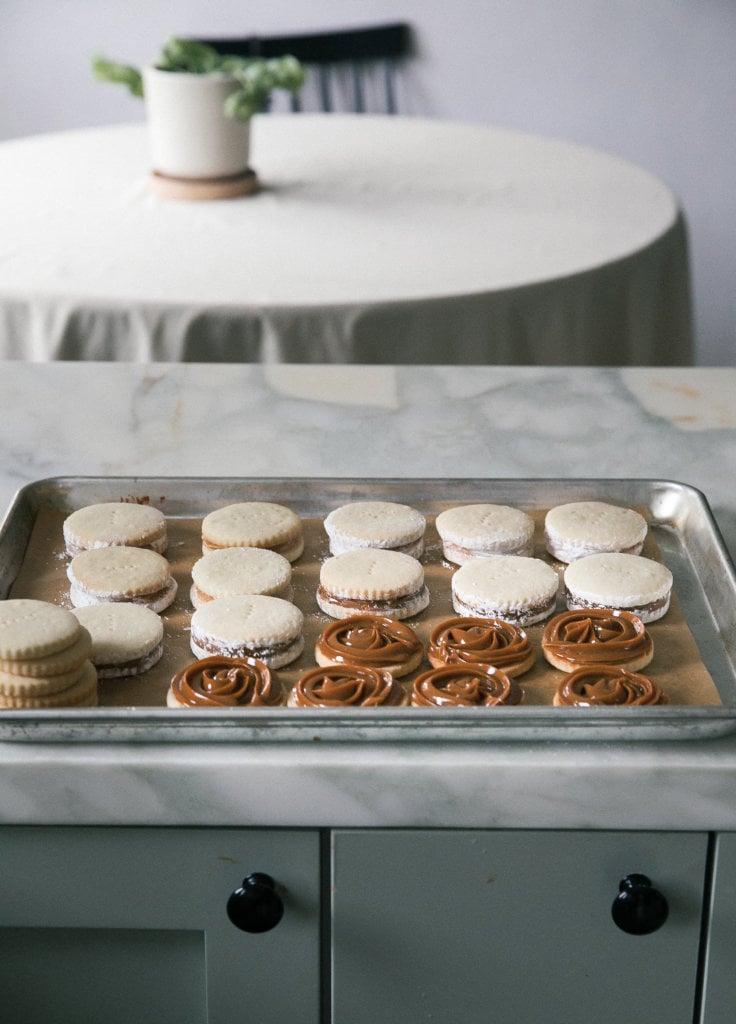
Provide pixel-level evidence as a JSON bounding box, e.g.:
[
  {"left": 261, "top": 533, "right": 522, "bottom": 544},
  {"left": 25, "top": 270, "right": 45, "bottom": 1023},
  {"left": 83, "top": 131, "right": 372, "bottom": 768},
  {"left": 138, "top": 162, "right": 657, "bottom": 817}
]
[{"left": 150, "top": 168, "right": 259, "bottom": 201}]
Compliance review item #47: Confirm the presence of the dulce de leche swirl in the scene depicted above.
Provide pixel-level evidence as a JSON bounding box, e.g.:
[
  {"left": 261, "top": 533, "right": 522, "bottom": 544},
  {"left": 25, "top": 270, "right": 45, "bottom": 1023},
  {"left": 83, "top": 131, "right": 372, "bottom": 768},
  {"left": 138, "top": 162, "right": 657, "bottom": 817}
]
[
  {"left": 169, "top": 656, "right": 283, "bottom": 707},
  {"left": 554, "top": 665, "right": 667, "bottom": 707},
  {"left": 429, "top": 617, "right": 535, "bottom": 677},
  {"left": 412, "top": 664, "right": 523, "bottom": 707},
  {"left": 542, "top": 608, "right": 653, "bottom": 671},
  {"left": 315, "top": 615, "right": 423, "bottom": 676},
  {"left": 290, "top": 664, "right": 407, "bottom": 708}
]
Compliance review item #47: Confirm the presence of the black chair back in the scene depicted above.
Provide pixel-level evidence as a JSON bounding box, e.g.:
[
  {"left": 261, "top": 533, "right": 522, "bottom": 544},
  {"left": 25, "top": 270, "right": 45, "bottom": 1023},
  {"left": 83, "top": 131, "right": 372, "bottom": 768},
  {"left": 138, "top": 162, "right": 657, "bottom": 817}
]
[{"left": 200, "top": 23, "right": 413, "bottom": 114}]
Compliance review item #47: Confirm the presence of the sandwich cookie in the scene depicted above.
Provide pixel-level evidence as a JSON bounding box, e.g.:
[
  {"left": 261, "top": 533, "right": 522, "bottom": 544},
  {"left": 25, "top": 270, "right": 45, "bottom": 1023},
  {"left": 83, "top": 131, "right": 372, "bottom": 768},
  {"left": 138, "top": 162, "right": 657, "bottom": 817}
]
[
  {"left": 451, "top": 556, "right": 558, "bottom": 626},
  {"left": 544, "top": 501, "right": 647, "bottom": 563},
  {"left": 63, "top": 502, "right": 167, "bottom": 556},
  {"left": 190, "top": 547, "right": 293, "bottom": 609},
  {"left": 67, "top": 546, "right": 178, "bottom": 613},
  {"left": 317, "top": 548, "right": 430, "bottom": 620},
  {"left": 564, "top": 552, "right": 673, "bottom": 624},
  {"left": 201, "top": 502, "right": 303, "bottom": 562},
  {"left": 411, "top": 664, "right": 523, "bottom": 707},
  {"left": 167, "top": 655, "right": 284, "bottom": 708},
  {"left": 553, "top": 666, "right": 668, "bottom": 706},
  {"left": 72, "top": 603, "right": 164, "bottom": 678},
  {"left": 0, "top": 599, "right": 97, "bottom": 707},
  {"left": 190, "top": 595, "right": 304, "bottom": 669},
  {"left": 324, "top": 501, "right": 426, "bottom": 558},
  {"left": 315, "top": 615, "right": 424, "bottom": 678},
  {"left": 435, "top": 504, "right": 535, "bottom": 565},
  {"left": 428, "top": 617, "right": 535, "bottom": 677},
  {"left": 288, "top": 664, "right": 408, "bottom": 707},
  {"left": 542, "top": 608, "right": 653, "bottom": 673}
]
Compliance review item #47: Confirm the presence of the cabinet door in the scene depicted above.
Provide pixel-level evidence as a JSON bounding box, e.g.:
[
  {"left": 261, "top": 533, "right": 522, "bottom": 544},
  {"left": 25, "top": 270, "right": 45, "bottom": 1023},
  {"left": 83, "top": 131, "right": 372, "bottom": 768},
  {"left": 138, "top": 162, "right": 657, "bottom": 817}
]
[
  {"left": 700, "top": 832, "right": 736, "bottom": 1023},
  {"left": 332, "top": 829, "right": 708, "bottom": 1024},
  {"left": 0, "top": 826, "right": 320, "bottom": 1024}
]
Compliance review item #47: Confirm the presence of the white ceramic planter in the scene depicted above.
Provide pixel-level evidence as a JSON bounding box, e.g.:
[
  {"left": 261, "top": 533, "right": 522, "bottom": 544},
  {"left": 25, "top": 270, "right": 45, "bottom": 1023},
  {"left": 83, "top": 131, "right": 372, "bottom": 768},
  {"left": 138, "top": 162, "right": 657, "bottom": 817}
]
[{"left": 143, "top": 66, "right": 251, "bottom": 179}]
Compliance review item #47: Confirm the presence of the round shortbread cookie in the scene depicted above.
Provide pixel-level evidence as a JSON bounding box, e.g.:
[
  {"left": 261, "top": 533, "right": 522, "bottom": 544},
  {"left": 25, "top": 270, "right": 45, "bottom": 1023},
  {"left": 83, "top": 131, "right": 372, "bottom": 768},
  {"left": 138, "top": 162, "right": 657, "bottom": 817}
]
[
  {"left": 0, "top": 599, "right": 84, "bottom": 661},
  {"left": 0, "top": 657, "right": 91, "bottom": 697},
  {"left": 317, "top": 549, "right": 430, "bottom": 620},
  {"left": 190, "top": 595, "right": 305, "bottom": 669},
  {"left": 0, "top": 627, "right": 93, "bottom": 679},
  {"left": 68, "top": 546, "right": 177, "bottom": 613},
  {"left": 72, "top": 603, "right": 165, "bottom": 678},
  {"left": 0, "top": 660, "right": 98, "bottom": 709},
  {"left": 564, "top": 552, "right": 673, "bottom": 623},
  {"left": 435, "top": 504, "right": 535, "bottom": 565},
  {"left": 324, "top": 501, "right": 426, "bottom": 557},
  {"left": 451, "top": 556, "right": 559, "bottom": 626},
  {"left": 63, "top": 502, "right": 167, "bottom": 555},
  {"left": 201, "top": 502, "right": 304, "bottom": 562},
  {"left": 190, "top": 547, "right": 293, "bottom": 608},
  {"left": 544, "top": 501, "right": 647, "bottom": 562}
]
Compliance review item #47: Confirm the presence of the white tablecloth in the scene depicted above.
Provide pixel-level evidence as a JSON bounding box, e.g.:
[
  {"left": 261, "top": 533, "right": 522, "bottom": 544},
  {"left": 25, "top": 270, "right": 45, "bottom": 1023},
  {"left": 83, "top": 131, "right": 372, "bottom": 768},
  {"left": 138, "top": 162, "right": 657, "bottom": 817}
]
[{"left": 0, "top": 116, "right": 691, "bottom": 364}]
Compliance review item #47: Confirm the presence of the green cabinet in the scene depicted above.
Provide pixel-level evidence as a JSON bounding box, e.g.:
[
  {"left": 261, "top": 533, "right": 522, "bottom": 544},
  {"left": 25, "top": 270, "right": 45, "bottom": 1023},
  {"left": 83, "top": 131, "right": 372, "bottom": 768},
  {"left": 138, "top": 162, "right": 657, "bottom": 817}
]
[
  {"left": 331, "top": 829, "right": 709, "bottom": 1024},
  {"left": 0, "top": 825, "right": 720, "bottom": 1023},
  {"left": 0, "top": 826, "right": 321, "bottom": 1024}
]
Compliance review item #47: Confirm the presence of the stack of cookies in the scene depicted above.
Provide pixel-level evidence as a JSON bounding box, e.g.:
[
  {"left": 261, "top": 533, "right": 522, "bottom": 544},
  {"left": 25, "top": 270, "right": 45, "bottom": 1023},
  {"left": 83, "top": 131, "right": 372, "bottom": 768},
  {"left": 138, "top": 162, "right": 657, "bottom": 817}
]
[{"left": 0, "top": 599, "right": 98, "bottom": 708}]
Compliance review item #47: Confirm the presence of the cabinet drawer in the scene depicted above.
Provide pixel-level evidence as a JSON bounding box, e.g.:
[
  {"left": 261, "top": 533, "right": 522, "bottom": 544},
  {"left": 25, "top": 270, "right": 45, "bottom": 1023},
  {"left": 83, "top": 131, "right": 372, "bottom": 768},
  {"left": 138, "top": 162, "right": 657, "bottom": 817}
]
[
  {"left": 332, "top": 829, "right": 708, "bottom": 1024},
  {"left": 0, "top": 826, "right": 320, "bottom": 1024}
]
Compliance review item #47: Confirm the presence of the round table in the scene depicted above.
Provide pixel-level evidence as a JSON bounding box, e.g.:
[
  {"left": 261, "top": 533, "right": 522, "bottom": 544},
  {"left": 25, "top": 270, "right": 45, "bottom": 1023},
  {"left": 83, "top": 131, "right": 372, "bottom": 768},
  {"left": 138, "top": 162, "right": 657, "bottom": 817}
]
[{"left": 0, "top": 115, "right": 691, "bottom": 364}]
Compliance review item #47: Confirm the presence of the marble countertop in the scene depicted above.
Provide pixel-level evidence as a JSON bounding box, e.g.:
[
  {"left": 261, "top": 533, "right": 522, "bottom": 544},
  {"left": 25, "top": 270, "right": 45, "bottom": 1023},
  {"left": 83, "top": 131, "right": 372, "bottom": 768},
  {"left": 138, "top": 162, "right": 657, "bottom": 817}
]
[{"left": 2, "top": 362, "right": 736, "bottom": 831}]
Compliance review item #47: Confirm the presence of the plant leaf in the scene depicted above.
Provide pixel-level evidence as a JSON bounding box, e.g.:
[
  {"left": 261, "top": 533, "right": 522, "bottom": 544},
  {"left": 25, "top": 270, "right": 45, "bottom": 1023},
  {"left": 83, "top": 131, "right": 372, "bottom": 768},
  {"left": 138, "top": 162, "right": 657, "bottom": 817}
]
[{"left": 91, "top": 55, "right": 144, "bottom": 97}]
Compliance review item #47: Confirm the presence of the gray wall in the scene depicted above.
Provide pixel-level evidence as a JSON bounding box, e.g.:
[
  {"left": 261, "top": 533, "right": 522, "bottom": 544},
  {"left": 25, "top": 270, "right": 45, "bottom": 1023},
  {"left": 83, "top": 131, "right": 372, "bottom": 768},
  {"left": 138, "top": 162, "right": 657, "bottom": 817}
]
[{"left": 2, "top": 0, "right": 734, "bottom": 365}]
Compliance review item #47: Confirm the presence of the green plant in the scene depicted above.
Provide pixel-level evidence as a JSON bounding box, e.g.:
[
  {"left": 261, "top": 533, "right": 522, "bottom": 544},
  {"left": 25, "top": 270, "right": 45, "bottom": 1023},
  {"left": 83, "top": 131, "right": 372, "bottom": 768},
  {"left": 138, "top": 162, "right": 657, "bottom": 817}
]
[{"left": 92, "top": 36, "right": 306, "bottom": 120}]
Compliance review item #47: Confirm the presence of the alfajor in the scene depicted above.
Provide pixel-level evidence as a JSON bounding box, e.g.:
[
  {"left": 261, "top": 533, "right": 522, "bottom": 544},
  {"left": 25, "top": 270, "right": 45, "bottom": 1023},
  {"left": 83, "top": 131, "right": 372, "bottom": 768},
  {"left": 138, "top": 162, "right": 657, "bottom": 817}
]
[
  {"left": 201, "top": 502, "right": 303, "bottom": 562},
  {"left": 324, "top": 501, "right": 426, "bottom": 558},
  {"left": 563, "top": 552, "right": 672, "bottom": 624},
  {"left": 190, "top": 595, "right": 304, "bottom": 669},
  {"left": 544, "top": 501, "right": 647, "bottom": 563},
  {"left": 63, "top": 502, "right": 167, "bottom": 556},
  {"left": 317, "top": 548, "right": 430, "bottom": 620},
  {"left": 67, "top": 546, "right": 178, "bottom": 614},
  {"left": 72, "top": 603, "right": 164, "bottom": 678},
  {"left": 435, "top": 504, "right": 535, "bottom": 565},
  {"left": 451, "top": 556, "right": 559, "bottom": 626}
]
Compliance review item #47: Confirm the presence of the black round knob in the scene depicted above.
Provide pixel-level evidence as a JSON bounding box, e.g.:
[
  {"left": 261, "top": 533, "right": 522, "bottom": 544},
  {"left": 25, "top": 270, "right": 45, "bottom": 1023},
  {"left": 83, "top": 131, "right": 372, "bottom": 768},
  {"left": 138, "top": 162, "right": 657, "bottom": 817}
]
[
  {"left": 611, "top": 873, "right": 669, "bottom": 935},
  {"left": 226, "top": 872, "right": 284, "bottom": 933}
]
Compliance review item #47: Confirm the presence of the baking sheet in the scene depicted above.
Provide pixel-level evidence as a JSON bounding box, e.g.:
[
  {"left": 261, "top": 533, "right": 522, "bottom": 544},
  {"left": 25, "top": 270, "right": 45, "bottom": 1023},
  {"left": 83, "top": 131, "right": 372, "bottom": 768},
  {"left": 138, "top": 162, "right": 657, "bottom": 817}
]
[{"left": 1, "top": 476, "right": 735, "bottom": 743}]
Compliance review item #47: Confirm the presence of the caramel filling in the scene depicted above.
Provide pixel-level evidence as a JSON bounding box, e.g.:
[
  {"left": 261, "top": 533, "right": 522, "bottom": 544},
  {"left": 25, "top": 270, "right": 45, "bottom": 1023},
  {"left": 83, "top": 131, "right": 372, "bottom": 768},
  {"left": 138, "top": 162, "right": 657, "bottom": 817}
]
[
  {"left": 170, "top": 656, "right": 283, "bottom": 707},
  {"left": 411, "top": 664, "right": 522, "bottom": 707},
  {"left": 291, "top": 665, "right": 406, "bottom": 707},
  {"left": 317, "top": 585, "right": 425, "bottom": 613},
  {"left": 555, "top": 666, "right": 667, "bottom": 706},
  {"left": 191, "top": 633, "right": 298, "bottom": 660},
  {"left": 429, "top": 617, "right": 534, "bottom": 673},
  {"left": 565, "top": 588, "right": 668, "bottom": 617},
  {"left": 543, "top": 609, "right": 652, "bottom": 668},
  {"left": 316, "top": 615, "right": 422, "bottom": 668}
]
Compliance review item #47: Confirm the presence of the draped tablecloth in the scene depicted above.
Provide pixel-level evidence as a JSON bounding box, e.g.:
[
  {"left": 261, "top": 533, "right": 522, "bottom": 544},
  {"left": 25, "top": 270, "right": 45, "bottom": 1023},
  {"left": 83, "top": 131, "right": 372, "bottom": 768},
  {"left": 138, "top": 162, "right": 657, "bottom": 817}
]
[{"left": 0, "top": 115, "right": 691, "bottom": 364}]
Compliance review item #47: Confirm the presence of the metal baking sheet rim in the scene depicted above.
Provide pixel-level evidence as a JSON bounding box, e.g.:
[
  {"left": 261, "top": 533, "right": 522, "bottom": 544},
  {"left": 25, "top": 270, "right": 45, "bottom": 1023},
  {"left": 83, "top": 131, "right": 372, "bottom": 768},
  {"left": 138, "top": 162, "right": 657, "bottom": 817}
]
[{"left": 1, "top": 474, "right": 735, "bottom": 745}]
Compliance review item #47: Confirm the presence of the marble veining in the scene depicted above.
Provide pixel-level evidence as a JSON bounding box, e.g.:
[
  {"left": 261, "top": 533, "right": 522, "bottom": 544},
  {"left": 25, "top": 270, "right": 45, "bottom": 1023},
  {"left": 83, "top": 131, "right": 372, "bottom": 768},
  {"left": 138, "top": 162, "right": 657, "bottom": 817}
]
[{"left": 1, "top": 362, "right": 736, "bottom": 829}]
